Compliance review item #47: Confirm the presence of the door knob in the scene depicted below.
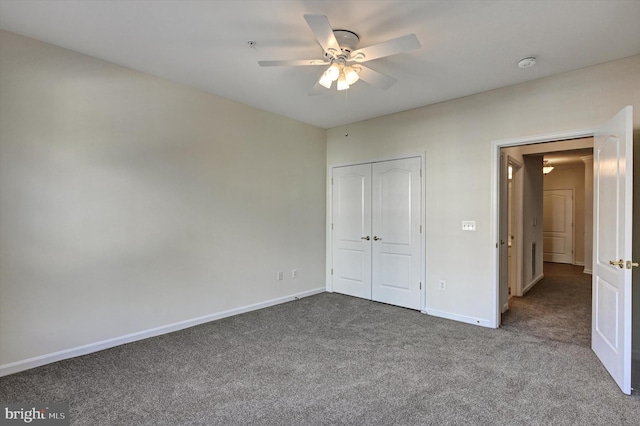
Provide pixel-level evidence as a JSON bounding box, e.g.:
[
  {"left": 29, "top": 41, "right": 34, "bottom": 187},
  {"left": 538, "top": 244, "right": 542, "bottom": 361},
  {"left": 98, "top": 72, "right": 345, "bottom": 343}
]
[
  {"left": 609, "top": 259, "right": 624, "bottom": 268},
  {"left": 361, "top": 236, "right": 370, "bottom": 241},
  {"left": 626, "top": 261, "right": 639, "bottom": 269},
  {"left": 373, "top": 236, "right": 382, "bottom": 241}
]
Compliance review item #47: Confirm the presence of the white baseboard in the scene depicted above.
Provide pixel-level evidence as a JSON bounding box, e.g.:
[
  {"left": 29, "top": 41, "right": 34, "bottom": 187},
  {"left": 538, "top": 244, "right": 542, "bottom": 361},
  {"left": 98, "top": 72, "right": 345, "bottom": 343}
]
[
  {"left": 522, "top": 273, "right": 544, "bottom": 295},
  {"left": 583, "top": 268, "right": 592, "bottom": 275},
  {"left": 422, "top": 308, "right": 495, "bottom": 329},
  {"left": 574, "top": 261, "right": 585, "bottom": 266},
  {"left": 0, "top": 288, "right": 325, "bottom": 378}
]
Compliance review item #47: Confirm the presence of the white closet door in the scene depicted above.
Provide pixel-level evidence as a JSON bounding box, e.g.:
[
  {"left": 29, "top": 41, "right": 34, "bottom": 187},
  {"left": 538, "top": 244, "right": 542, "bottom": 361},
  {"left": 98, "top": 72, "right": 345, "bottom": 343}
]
[
  {"left": 331, "top": 164, "right": 372, "bottom": 299},
  {"left": 371, "top": 158, "right": 422, "bottom": 310}
]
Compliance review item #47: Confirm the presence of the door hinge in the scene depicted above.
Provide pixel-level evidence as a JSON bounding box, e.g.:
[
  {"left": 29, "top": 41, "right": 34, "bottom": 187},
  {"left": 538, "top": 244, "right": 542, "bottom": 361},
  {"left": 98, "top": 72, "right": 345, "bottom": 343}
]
[
  {"left": 331, "top": 268, "right": 333, "bottom": 275},
  {"left": 420, "top": 282, "right": 422, "bottom": 289},
  {"left": 420, "top": 169, "right": 422, "bottom": 177},
  {"left": 331, "top": 178, "right": 333, "bottom": 185},
  {"left": 331, "top": 223, "right": 334, "bottom": 230},
  {"left": 420, "top": 225, "right": 422, "bottom": 233}
]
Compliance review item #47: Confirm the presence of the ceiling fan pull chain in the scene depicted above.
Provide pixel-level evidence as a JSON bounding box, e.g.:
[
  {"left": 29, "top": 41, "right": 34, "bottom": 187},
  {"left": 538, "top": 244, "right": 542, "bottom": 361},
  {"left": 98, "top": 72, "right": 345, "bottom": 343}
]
[{"left": 344, "top": 86, "right": 350, "bottom": 137}]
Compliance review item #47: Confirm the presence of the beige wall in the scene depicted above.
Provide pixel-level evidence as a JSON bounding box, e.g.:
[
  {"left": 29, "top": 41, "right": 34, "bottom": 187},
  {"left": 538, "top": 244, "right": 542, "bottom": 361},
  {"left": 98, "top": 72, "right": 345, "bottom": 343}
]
[
  {"left": 2, "top": 27, "right": 639, "bottom": 386},
  {"left": 327, "top": 55, "right": 640, "bottom": 331},
  {"left": 0, "top": 30, "right": 327, "bottom": 371},
  {"left": 522, "top": 155, "right": 544, "bottom": 290}
]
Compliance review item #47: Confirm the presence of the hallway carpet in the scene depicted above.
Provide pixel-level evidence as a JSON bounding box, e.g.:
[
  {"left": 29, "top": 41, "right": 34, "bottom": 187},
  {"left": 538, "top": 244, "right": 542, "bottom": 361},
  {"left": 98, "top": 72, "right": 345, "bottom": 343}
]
[{"left": 501, "top": 262, "right": 591, "bottom": 347}]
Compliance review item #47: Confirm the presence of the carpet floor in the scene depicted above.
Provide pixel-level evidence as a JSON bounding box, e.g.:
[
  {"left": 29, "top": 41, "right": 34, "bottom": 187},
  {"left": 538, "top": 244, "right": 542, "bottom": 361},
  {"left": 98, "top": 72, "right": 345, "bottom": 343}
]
[
  {"left": 501, "top": 262, "right": 592, "bottom": 347},
  {"left": 1, "top": 266, "right": 639, "bottom": 425}
]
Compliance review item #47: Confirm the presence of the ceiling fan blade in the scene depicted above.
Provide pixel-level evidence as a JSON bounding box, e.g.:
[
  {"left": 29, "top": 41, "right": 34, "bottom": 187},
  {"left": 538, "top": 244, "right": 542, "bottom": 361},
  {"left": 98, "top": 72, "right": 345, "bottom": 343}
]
[
  {"left": 350, "top": 34, "right": 420, "bottom": 63},
  {"left": 258, "top": 59, "right": 328, "bottom": 67},
  {"left": 303, "top": 14, "right": 341, "bottom": 58},
  {"left": 356, "top": 65, "right": 397, "bottom": 90}
]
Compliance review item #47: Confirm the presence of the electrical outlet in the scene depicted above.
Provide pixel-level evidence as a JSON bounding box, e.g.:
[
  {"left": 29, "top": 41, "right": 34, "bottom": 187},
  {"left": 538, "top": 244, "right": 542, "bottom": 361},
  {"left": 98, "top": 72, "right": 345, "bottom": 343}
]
[
  {"left": 292, "top": 269, "right": 298, "bottom": 278},
  {"left": 277, "top": 271, "right": 283, "bottom": 281},
  {"left": 439, "top": 280, "right": 446, "bottom": 291}
]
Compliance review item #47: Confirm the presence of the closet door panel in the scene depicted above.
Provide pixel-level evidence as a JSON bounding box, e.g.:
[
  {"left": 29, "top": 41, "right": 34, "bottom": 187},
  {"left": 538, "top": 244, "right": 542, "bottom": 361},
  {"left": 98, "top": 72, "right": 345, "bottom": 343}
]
[
  {"left": 331, "top": 164, "right": 372, "bottom": 299},
  {"left": 372, "top": 158, "right": 421, "bottom": 309}
]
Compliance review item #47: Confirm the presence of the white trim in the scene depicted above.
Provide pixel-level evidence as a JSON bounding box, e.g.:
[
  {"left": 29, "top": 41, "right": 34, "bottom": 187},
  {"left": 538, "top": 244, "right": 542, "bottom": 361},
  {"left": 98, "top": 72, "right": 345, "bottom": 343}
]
[
  {"left": 507, "top": 156, "right": 524, "bottom": 297},
  {"left": 490, "top": 128, "right": 596, "bottom": 328},
  {"left": 0, "top": 288, "right": 325, "bottom": 377},
  {"left": 575, "top": 261, "right": 585, "bottom": 266},
  {"left": 422, "top": 308, "right": 494, "bottom": 329},
  {"left": 583, "top": 268, "right": 593, "bottom": 275},
  {"left": 522, "top": 273, "right": 545, "bottom": 295},
  {"left": 327, "top": 152, "right": 427, "bottom": 312}
]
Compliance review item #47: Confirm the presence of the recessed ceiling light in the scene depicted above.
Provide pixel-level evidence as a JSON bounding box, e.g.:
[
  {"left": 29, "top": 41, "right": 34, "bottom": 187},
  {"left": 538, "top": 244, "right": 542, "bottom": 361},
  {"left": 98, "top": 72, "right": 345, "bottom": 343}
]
[{"left": 518, "top": 57, "right": 536, "bottom": 69}]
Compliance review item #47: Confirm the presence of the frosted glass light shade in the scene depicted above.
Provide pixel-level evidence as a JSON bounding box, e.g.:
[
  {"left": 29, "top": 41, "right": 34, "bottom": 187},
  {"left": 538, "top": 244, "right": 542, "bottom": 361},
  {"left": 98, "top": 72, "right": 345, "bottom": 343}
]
[
  {"left": 337, "top": 73, "right": 349, "bottom": 91},
  {"left": 326, "top": 63, "right": 341, "bottom": 81},
  {"left": 319, "top": 71, "right": 333, "bottom": 89},
  {"left": 343, "top": 66, "right": 359, "bottom": 85}
]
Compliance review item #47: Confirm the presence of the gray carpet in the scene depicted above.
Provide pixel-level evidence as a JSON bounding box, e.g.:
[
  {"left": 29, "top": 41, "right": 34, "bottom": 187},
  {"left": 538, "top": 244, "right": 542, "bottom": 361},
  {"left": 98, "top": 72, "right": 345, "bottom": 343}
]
[
  {"left": 501, "top": 262, "right": 592, "bottom": 347},
  {"left": 1, "top": 281, "right": 639, "bottom": 424}
]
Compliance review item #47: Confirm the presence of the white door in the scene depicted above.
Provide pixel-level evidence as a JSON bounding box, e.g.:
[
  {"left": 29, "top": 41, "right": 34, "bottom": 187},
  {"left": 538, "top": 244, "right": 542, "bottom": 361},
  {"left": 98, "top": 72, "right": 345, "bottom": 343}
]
[
  {"left": 331, "top": 158, "right": 422, "bottom": 310},
  {"left": 332, "top": 164, "right": 372, "bottom": 299},
  {"left": 543, "top": 189, "right": 574, "bottom": 264},
  {"left": 592, "top": 106, "right": 633, "bottom": 394},
  {"left": 498, "top": 152, "right": 509, "bottom": 317},
  {"left": 508, "top": 181, "right": 515, "bottom": 297},
  {"left": 371, "top": 158, "right": 422, "bottom": 310}
]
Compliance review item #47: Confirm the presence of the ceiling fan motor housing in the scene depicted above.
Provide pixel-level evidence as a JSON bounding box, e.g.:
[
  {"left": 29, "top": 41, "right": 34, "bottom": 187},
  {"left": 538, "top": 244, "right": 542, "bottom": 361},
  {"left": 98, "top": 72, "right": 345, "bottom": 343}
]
[{"left": 324, "top": 30, "right": 360, "bottom": 60}]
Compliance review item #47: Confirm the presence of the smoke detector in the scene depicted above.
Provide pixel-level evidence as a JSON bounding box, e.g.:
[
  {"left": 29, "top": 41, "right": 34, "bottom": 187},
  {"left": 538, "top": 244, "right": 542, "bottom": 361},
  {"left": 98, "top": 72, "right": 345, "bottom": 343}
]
[{"left": 518, "top": 57, "right": 536, "bottom": 69}]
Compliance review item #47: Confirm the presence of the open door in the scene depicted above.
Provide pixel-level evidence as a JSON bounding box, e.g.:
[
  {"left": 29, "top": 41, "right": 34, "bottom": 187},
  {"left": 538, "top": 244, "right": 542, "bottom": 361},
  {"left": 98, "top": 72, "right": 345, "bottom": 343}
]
[
  {"left": 498, "top": 153, "right": 509, "bottom": 317},
  {"left": 592, "top": 106, "right": 634, "bottom": 394}
]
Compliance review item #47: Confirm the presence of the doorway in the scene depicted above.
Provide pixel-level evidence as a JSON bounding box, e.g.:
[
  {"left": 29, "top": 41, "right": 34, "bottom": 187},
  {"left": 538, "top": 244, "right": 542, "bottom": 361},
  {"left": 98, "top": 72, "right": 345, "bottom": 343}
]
[
  {"left": 498, "top": 138, "right": 594, "bottom": 303},
  {"left": 490, "top": 106, "right": 634, "bottom": 395}
]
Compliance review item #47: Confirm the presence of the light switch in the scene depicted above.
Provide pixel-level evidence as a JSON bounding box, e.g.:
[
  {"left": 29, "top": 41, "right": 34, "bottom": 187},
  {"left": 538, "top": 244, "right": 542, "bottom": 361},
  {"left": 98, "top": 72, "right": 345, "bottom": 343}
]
[{"left": 462, "top": 221, "right": 476, "bottom": 231}]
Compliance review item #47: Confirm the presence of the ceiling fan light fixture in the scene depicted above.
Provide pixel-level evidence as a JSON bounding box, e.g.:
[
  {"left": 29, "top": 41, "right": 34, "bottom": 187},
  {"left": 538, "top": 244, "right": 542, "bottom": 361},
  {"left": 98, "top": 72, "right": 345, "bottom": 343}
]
[
  {"left": 337, "top": 72, "right": 350, "bottom": 91},
  {"left": 543, "top": 160, "right": 554, "bottom": 175},
  {"left": 259, "top": 15, "right": 421, "bottom": 93},
  {"left": 327, "top": 63, "right": 341, "bottom": 81},
  {"left": 319, "top": 71, "right": 333, "bottom": 89},
  {"left": 343, "top": 66, "right": 359, "bottom": 85}
]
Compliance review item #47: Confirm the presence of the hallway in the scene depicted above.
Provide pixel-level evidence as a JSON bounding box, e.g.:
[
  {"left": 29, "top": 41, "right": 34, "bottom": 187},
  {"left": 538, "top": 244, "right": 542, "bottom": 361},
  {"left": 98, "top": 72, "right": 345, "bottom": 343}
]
[{"left": 501, "top": 262, "right": 591, "bottom": 347}]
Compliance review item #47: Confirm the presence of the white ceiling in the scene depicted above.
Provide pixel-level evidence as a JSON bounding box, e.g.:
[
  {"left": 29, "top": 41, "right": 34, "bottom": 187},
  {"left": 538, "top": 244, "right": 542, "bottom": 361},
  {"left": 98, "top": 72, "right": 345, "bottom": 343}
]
[{"left": 1, "top": 0, "right": 639, "bottom": 129}]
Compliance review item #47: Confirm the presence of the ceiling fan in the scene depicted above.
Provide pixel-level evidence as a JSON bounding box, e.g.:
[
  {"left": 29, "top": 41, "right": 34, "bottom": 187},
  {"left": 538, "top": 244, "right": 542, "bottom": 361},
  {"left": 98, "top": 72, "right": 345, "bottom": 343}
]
[{"left": 258, "top": 14, "right": 420, "bottom": 95}]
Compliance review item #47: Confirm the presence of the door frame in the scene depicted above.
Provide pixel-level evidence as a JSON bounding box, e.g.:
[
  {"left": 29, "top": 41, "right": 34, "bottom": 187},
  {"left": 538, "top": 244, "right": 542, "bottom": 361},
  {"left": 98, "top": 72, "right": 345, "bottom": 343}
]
[
  {"left": 507, "top": 157, "right": 523, "bottom": 297},
  {"left": 326, "top": 153, "right": 426, "bottom": 311},
  {"left": 490, "top": 128, "right": 596, "bottom": 328}
]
